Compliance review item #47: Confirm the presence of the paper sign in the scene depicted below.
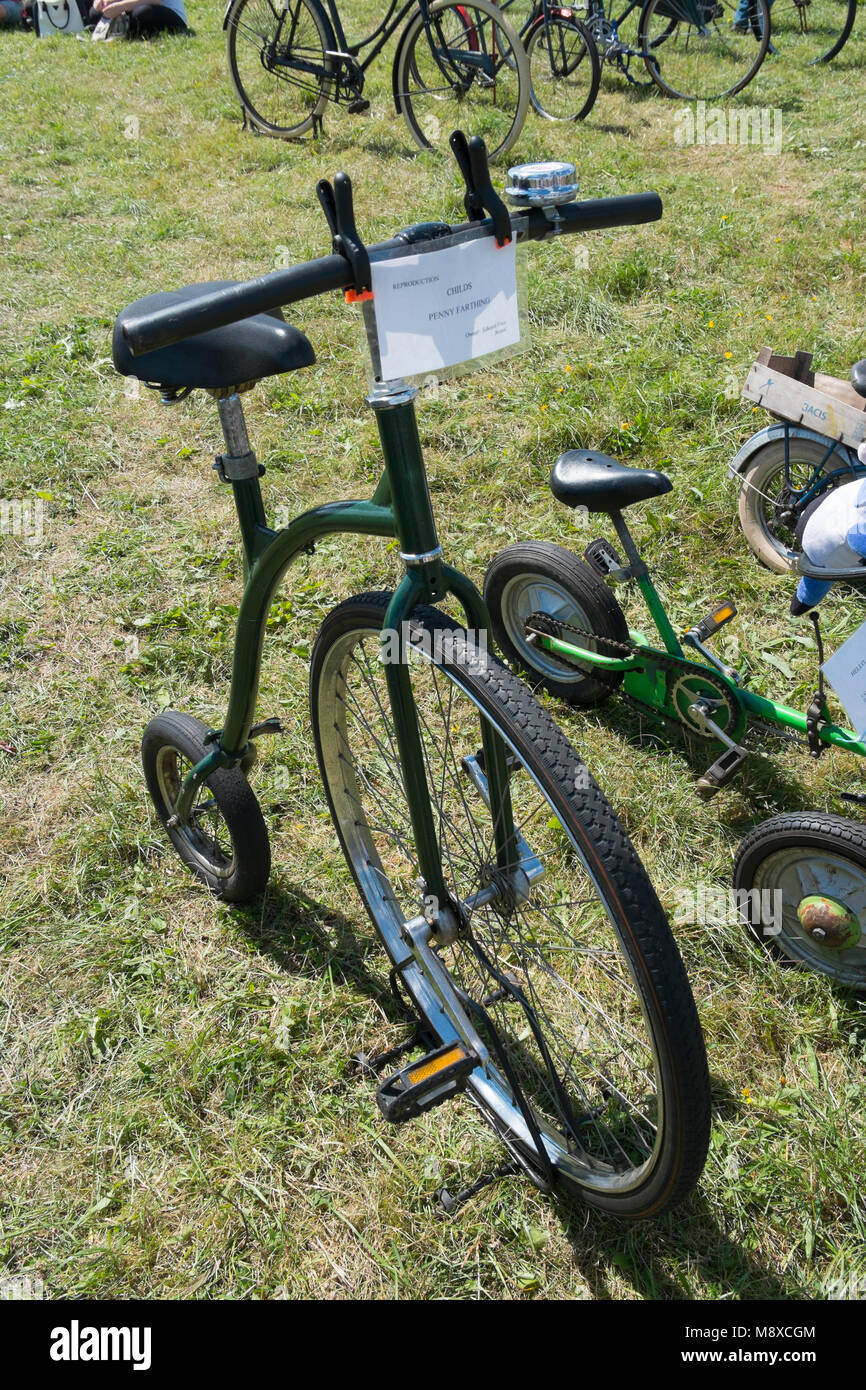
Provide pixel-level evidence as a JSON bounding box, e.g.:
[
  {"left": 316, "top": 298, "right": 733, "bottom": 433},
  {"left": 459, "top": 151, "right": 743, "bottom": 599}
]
[
  {"left": 822, "top": 616, "right": 866, "bottom": 738},
  {"left": 369, "top": 235, "right": 520, "bottom": 382}
]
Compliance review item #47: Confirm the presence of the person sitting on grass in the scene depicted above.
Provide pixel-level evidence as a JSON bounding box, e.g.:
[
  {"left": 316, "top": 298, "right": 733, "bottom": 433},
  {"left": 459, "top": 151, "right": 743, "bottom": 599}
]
[
  {"left": 0, "top": 2, "right": 32, "bottom": 26},
  {"left": 88, "top": 0, "right": 188, "bottom": 38}
]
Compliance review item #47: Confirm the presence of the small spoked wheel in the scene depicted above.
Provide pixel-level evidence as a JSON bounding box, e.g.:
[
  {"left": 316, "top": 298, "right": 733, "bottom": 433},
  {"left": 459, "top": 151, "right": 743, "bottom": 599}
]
[
  {"left": 484, "top": 542, "right": 630, "bottom": 705},
  {"left": 733, "top": 813, "right": 866, "bottom": 988},
  {"left": 142, "top": 711, "right": 271, "bottom": 902}
]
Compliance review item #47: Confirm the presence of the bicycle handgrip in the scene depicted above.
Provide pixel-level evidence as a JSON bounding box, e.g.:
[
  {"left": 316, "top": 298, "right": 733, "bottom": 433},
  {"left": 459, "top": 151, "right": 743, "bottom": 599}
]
[
  {"left": 534, "top": 192, "right": 663, "bottom": 235},
  {"left": 121, "top": 254, "right": 352, "bottom": 355}
]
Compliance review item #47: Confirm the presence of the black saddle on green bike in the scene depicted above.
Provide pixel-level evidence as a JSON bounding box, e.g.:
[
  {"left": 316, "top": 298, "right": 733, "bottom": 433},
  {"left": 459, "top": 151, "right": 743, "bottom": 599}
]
[
  {"left": 113, "top": 280, "right": 314, "bottom": 391},
  {"left": 550, "top": 449, "right": 672, "bottom": 513}
]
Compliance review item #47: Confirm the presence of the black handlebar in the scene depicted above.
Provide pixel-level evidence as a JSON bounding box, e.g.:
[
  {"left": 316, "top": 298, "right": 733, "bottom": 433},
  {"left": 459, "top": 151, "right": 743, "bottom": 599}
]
[{"left": 121, "top": 192, "right": 662, "bottom": 358}]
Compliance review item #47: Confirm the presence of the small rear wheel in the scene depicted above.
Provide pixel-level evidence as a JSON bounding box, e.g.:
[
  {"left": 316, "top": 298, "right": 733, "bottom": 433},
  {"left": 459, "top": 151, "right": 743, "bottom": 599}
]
[
  {"left": 142, "top": 711, "right": 271, "bottom": 902},
  {"left": 484, "top": 541, "right": 630, "bottom": 705},
  {"left": 733, "top": 812, "right": 866, "bottom": 988}
]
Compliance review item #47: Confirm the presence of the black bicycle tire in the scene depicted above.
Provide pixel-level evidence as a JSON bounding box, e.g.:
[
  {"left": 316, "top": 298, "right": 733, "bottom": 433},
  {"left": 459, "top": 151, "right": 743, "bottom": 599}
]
[
  {"left": 142, "top": 710, "right": 271, "bottom": 902},
  {"left": 733, "top": 812, "right": 866, "bottom": 988},
  {"left": 226, "top": 0, "right": 333, "bottom": 139},
  {"left": 525, "top": 11, "right": 601, "bottom": 122},
  {"left": 638, "top": 0, "right": 771, "bottom": 100},
  {"left": 484, "top": 541, "right": 630, "bottom": 704},
  {"left": 394, "top": 0, "right": 531, "bottom": 161},
  {"left": 310, "top": 591, "right": 711, "bottom": 1217}
]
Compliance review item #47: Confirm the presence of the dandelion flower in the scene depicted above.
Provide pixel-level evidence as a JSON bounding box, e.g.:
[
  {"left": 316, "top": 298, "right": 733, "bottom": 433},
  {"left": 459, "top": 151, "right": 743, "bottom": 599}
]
[{"left": 725, "top": 351, "right": 733, "bottom": 359}]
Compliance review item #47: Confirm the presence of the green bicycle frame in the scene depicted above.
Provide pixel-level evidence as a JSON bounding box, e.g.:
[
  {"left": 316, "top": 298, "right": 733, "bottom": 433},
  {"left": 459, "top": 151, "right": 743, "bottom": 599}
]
[
  {"left": 173, "top": 378, "right": 519, "bottom": 911},
  {"left": 536, "top": 509, "right": 866, "bottom": 761}
]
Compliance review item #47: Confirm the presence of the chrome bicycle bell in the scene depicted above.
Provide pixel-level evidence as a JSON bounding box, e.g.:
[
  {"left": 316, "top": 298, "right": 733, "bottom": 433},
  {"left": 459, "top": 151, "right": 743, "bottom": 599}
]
[{"left": 504, "top": 161, "right": 579, "bottom": 208}]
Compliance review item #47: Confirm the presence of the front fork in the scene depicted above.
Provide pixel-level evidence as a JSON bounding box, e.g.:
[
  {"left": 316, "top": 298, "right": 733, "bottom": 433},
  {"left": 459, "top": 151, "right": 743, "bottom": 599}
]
[{"left": 172, "top": 383, "right": 522, "bottom": 925}]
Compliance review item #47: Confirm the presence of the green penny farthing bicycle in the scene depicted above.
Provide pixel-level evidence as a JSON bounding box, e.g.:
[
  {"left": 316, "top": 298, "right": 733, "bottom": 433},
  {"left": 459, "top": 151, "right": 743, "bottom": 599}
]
[
  {"left": 114, "top": 138, "right": 711, "bottom": 1217},
  {"left": 224, "top": 0, "right": 531, "bottom": 160}
]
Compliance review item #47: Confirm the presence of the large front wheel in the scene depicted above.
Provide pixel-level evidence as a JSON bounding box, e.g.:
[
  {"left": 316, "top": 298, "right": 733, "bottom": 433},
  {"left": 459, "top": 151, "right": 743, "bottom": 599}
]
[
  {"left": 310, "top": 592, "right": 711, "bottom": 1217},
  {"left": 394, "top": 0, "right": 531, "bottom": 161}
]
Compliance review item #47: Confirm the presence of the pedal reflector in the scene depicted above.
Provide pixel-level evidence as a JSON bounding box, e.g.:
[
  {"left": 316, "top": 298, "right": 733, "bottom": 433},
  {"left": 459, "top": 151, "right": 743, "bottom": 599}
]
[
  {"left": 407, "top": 1044, "right": 466, "bottom": 1085},
  {"left": 376, "top": 1041, "right": 477, "bottom": 1124},
  {"left": 691, "top": 600, "right": 737, "bottom": 644}
]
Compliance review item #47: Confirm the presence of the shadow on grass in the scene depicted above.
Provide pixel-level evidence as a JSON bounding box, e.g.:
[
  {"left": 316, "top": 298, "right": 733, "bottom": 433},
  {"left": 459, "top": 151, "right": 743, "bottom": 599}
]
[
  {"left": 553, "top": 1186, "right": 805, "bottom": 1299},
  {"left": 230, "top": 878, "right": 411, "bottom": 1024},
  {"left": 230, "top": 880, "right": 821, "bottom": 1298}
]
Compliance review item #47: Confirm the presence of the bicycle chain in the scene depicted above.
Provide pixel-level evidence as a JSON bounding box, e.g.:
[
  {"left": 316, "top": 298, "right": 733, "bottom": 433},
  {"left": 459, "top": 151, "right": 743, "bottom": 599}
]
[{"left": 525, "top": 611, "right": 740, "bottom": 739}]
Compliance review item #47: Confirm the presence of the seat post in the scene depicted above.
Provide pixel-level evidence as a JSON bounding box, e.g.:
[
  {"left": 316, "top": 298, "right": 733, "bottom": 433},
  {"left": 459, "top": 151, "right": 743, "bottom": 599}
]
[
  {"left": 609, "top": 509, "right": 649, "bottom": 581},
  {"left": 609, "top": 509, "right": 684, "bottom": 658},
  {"left": 216, "top": 393, "right": 269, "bottom": 575}
]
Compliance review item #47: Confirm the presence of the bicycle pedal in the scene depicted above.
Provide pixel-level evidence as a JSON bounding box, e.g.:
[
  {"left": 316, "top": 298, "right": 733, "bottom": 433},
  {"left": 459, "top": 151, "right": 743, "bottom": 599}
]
[
  {"left": 583, "top": 537, "right": 627, "bottom": 581},
  {"left": 375, "top": 1041, "right": 478, "bottom": 1124},
  {"left": 695, "top": 743, "right": 749, "bottom": 799},
  {"left": 687, "top": 600, "right": 737, "bottom": 646},
  {"left": 347, "top": 97, "right": 371, "bottom": 114}
]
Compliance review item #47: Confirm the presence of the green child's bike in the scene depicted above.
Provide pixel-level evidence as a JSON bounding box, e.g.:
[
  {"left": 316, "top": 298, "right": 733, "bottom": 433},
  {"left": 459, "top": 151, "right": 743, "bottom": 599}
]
[
  {"left": 485, "top": 449, "right": 866, "bottom": 988},
  {"left": 113, "top": 137, "right": 710, "bottom": 1219}
]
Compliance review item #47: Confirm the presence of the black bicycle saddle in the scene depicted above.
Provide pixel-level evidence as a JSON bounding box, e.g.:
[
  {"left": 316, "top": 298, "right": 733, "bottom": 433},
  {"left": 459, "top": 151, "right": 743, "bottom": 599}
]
[
  {"left": 550, "top": 450, "right": 672, "bottom": 513},
  {"left": 113, "top": 280, "right": 315, "bottom": 391}
]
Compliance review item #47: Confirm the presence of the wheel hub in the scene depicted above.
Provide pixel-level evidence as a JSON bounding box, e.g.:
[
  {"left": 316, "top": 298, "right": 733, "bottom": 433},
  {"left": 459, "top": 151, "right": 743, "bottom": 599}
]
[{"left": 796, "top": 894, "right": 861, "bottom": 949}]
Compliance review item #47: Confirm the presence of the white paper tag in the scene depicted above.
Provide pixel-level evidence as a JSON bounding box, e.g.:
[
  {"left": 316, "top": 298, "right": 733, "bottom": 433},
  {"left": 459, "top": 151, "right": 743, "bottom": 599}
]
[
  {"left": 369, "top": 235, "right": 520, "bottom": 382},
  {"left": 821, "top": 617, "right": 866, "bottom": 738}
]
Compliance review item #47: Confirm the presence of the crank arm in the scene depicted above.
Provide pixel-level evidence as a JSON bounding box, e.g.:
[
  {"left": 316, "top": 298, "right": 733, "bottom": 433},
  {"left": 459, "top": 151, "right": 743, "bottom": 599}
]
[
  {"left": 687, "top": 700, "right": 744, "bottom": 752},
  {"left": 397, "top": 916, "right": 490, "bottom": 1068}
]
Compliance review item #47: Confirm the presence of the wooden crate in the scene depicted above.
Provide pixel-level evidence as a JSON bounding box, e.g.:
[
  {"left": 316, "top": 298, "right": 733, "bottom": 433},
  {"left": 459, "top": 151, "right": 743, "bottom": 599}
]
[{"left": 741, "top": 346, "right": 866, "bottom": 450}]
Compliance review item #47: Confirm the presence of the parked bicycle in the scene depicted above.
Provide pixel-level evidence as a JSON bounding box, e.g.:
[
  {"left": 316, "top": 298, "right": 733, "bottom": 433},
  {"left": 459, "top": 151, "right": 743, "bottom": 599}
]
[
  {"left": 224, "top": 0, "right": 530, "bottom": 159},
  {"left": 485, "top": 448, "right": 866, "bottom": 986},
  {"left": 577, "top": 0, "right": 772, "bottom": 100},
  {"left": 497, "top": 0, "right": 601, "bottom": 123},
  {"left": 113, "top": 136, "right": 711, "bottom": 1217},
  {"left": 731, "top": 347, "right": 866, "bottom": 574},
  {"left": 751, "top": 0, "right": 857, "bottom": 64}
]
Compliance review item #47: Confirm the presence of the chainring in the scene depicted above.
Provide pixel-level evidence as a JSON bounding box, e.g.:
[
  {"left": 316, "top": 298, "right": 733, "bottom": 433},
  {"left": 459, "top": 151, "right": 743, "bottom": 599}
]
[{"left": 525, "top": 611, "right": 747, "bottom": 744}]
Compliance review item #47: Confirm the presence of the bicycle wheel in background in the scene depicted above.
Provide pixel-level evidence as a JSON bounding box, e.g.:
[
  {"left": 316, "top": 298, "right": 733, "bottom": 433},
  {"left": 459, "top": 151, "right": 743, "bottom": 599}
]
[
  {"left": 395, "top": 0, "right": 531, "bottom": 161},
  {"left": 311, "top": 593, "right": 711, "bottom": 1218},
  {"left": 525, "top": 11, "right": 601, "bottom": 121},
  {"left": 735, "top": 435, "right": 859, "bottom": 574},
  {"left": 640, "top": 0, "right": 771, "bottom": 100},
  {"left": 767, "top": 0, "right": 856, "bottom": 64},
  {"left": 226, "top": 0, "right": 332, "bottom": 138},
  {"left": 734, "top": 813, "right": 866, "bottom": 988}
]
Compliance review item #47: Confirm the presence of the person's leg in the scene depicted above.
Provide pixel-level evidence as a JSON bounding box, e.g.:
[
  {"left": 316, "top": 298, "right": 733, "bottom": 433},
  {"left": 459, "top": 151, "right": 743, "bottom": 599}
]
[
  {"left": 127, "top": 2, "right": 186, "bottom": 36},
  {"left": 0, "top": 2, "right": 24, "bottom": 25}
]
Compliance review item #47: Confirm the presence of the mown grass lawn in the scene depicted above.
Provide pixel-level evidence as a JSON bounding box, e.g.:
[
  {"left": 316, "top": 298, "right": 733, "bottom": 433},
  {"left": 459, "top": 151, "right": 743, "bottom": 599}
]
[{"left": 1, "top": 2, "right": 865, "bottom": 1300}]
